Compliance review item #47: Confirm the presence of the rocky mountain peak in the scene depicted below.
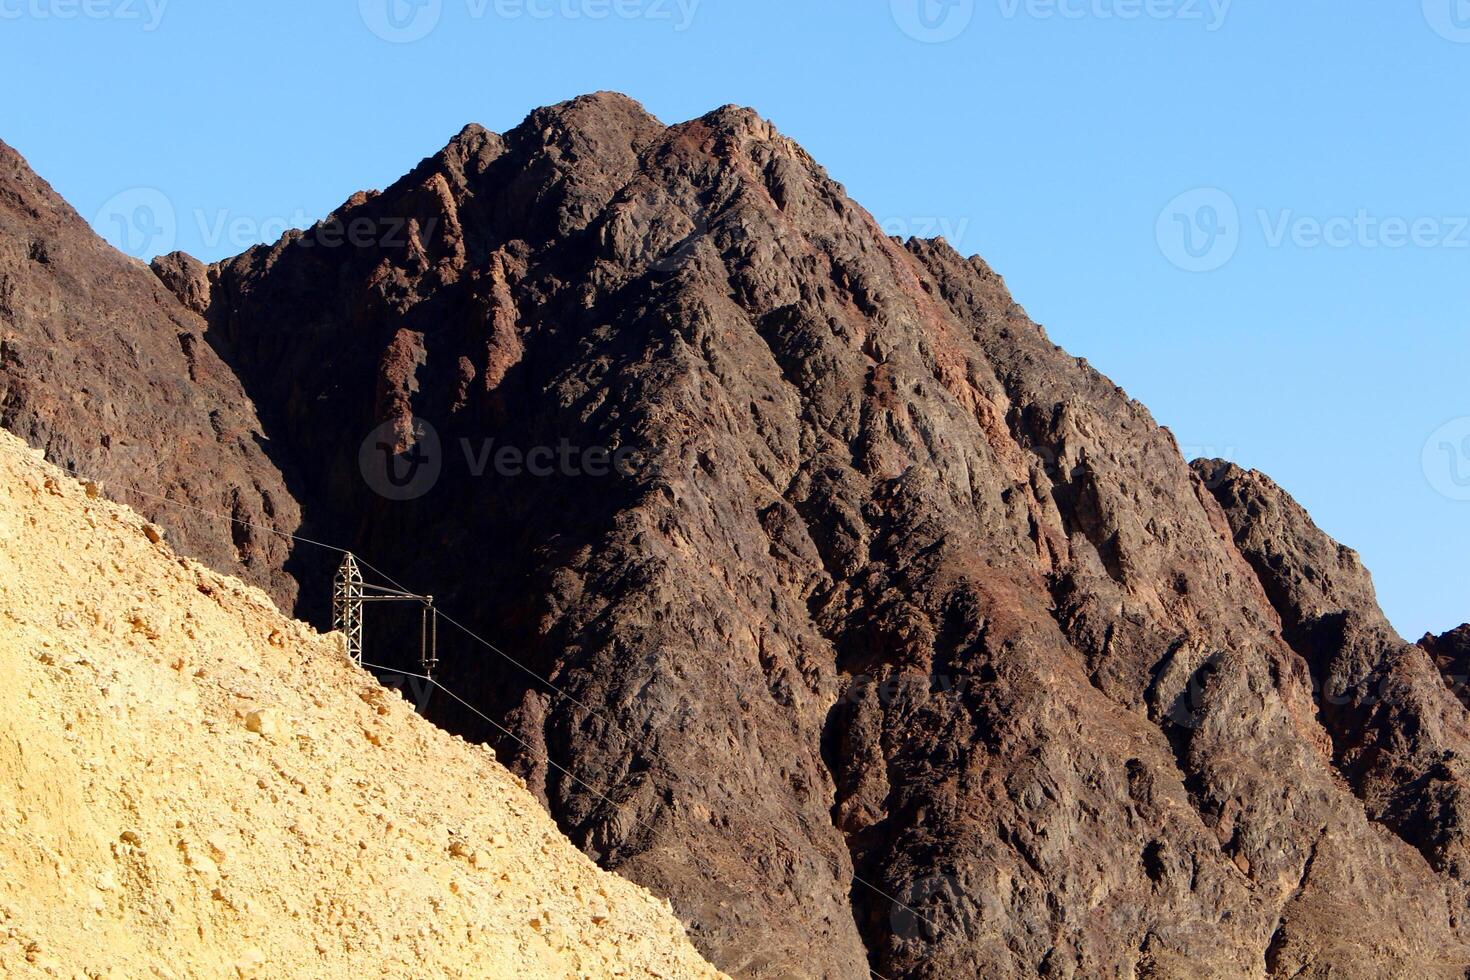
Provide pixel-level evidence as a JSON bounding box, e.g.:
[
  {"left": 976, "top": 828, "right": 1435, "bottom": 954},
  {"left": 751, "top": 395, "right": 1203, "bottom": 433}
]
[{"left": 4, "top": 96, "right": 1469, "bottom": 978}]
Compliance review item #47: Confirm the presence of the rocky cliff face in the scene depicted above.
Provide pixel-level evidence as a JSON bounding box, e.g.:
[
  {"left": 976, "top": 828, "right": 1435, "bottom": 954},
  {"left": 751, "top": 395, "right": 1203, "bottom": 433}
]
[
  {"left": 1197, "top": 460, "right": 1470, "bottom": 880},
  {"left": 5, "top": 94, "right": 1470, "bottom": 978},
  {"left": 0, "top": 140, "right": 301, "bottom": 610},
  {"left": 1422, "top": 626, "right": 1470, "bottom": 708}
]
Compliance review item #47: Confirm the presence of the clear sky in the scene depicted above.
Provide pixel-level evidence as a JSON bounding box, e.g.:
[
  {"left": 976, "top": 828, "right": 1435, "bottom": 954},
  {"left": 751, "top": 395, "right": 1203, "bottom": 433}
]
[{"left": 2, "top": 0, "right": 1466, "bottom": 636}]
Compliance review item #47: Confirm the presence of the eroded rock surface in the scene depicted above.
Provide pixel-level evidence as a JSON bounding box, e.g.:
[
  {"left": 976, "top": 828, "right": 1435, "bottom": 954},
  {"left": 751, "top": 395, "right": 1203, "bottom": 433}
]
[
  {"left": 158, "top": 94, "right": 1470, "bottom": 977},
  {"left": 1423, "top": 625, "right": 1470, "bottom": 708},
  {"left": 4, "top": 93, "right": 1467, "bottom": 978},
  {"left": 0, "top": 140, "right": 301, "bottom": 609}
]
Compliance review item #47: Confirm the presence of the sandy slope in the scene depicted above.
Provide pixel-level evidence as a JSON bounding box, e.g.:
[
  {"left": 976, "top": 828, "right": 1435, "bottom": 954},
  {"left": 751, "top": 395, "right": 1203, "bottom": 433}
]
[{"left": 0, "top": 431, "right": 726, "bottom": 979}]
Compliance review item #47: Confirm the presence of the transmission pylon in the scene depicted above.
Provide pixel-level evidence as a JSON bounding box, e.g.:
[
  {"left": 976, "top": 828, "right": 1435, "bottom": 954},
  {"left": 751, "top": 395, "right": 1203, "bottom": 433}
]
[
  {"left": 332, "top": 552, "right": 364, "bottom": 665},
  {"left": 332, "top": 552, "right": 439, "bottom": 678}
]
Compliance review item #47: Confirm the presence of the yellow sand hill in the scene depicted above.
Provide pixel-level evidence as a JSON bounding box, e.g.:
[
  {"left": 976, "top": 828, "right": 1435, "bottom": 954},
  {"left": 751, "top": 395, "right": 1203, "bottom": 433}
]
[{"left": 0, "top": 431, "right": 727, "bottom": 980}]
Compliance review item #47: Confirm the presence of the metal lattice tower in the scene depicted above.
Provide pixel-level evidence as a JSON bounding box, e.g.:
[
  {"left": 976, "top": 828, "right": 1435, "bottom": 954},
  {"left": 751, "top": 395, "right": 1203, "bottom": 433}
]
[
  {"left": 333, "top": 552, "right": 365, "bottom": 665},
  {"left": 332, "top": 551, "right": 439, "bottom": 678}
]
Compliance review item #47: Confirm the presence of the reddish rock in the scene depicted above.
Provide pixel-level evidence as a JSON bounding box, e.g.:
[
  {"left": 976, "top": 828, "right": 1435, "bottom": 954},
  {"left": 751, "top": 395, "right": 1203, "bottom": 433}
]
[
  {"left": 179, "top": 94, "right": 1470, "bottom": 977},
  {"left": 7, "top": 93, "right": 1470, "bottom": 978},
  {"left": 1422, "top": 625, "right": 1470, "bottom": 708},
  {"left": 0, "top": 139, "right": 301, "bottom": 610}
]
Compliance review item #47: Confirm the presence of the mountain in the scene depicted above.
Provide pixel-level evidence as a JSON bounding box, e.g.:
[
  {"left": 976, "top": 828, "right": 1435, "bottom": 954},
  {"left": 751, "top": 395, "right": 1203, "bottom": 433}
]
[
  {"left": 1422, "top": 625, "right": 1470, "bottom": 708},
  {"left": 0, "top": 428, "right": 725, "bottom": 979},
  {"left": 0, "top": 139, "right": 301, "bottom": 611},
  {"left": 4, "top": 93, "right": 1469, "bottom": 978}
]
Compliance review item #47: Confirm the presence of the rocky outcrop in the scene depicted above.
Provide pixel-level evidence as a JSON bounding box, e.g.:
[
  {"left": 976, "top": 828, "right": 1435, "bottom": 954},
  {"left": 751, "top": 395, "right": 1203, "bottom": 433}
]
[
  {"left": 0, "top": 429, "right": 726, "bottom": 979},
  {"left": 1422, "top": 626, "right": 1470, "bottom": 708},
  {"left": 4, "top": 93, "right": 1466, "bottom": 978},
  {"left": 133, "top": 93, "right": 1469, "bottom": 978},
  {"left": 0, "top": 139, "right": 301, "bottom": 610},
  {"left": 1198, "top": 460, "right": 1470, "bottom": 881}
]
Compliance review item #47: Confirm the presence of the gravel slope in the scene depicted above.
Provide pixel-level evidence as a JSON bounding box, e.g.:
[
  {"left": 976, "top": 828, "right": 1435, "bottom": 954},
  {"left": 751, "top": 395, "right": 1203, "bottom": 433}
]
[{"left": 0, "top": 430, "right": 726, "bottom": 979}]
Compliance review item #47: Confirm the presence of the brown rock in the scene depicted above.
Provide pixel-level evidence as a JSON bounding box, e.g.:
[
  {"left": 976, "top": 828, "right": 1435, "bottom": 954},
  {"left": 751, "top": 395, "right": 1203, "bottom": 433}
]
[
  {"left": 7, "top": 92, "right": 1469, "bottom": 978},
  {"left": 1422, "top": 625, "right": 1470, "bottom": 707},
  {"left": 0, "top": 138, "right": 302, "bottom": 611},
  {"left": 183, "top": 93, "right": 1470, "bottom": 978},
  {"left": 1199, "top": 459, "right": 1470, "bottom": 879}
]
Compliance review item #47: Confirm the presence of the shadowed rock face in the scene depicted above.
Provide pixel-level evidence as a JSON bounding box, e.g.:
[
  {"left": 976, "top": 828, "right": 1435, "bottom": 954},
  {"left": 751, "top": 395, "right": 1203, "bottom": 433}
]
[
  {"left": 0, "top": 139, "right": 301, "bottom": 610},
  {"left": 6, "top": 93, "right": 1470, "bottom": 978},
  {"left": 1422, "top": 626, "right": 1470, "bottom": 708},
  {"left": 1197, "top": 461, "right": 1470, "bottom": 882}
]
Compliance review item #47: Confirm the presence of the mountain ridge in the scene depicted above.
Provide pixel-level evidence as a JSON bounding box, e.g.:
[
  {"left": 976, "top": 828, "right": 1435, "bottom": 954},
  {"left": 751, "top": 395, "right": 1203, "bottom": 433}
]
[{"left": 3, "top": 93, "right": 1469, "bottom": 978}]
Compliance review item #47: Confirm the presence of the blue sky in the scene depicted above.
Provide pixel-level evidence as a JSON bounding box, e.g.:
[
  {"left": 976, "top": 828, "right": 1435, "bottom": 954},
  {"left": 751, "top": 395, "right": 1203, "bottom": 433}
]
[{"left": 2, "top": 0, "right": 1466, "bottom": 635}]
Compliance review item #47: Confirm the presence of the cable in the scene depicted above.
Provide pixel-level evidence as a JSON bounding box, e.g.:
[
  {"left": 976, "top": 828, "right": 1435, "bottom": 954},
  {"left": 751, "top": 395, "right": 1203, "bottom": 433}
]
[
  {"left": 370, "top": 664, "right": 940, "bottom": 975},
  {"left": 352, "top": 553, "right": 951, "bottom": 942},
  {"left": 0, "top": 440, "right": 352, "bottom": 557},
  {"left": 0, "top": 435, "right": 950, "bottom": 943},
  {"left": 360, "top": 663, "right": 666, "bottom": 844}
]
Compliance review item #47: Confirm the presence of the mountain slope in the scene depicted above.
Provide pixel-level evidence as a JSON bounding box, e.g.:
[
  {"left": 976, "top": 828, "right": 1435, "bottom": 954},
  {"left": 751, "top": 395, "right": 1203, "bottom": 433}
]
[
  {"left": 1198, "top": 459, "right": 1470, "bottom": 878},
  {"left": 0, "top": 139, "right": 301, "bottom": 611},
  {"left": 135, "top": 93, "right": 1470, "bottom": 978},
  {"left": 0, "top": 428, "right": 726, "bottom": 979},
  {"left": 2, "top": 94, "right": 1467, "bottom": 978}
]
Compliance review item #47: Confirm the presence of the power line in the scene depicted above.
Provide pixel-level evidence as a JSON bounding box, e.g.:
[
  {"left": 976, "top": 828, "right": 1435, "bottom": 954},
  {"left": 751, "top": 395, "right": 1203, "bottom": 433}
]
[
  {"left": 367, "top": 665, "right": 923, "bottom": 980},
  {"left": 0, "top": 436, "right": 951, "bottom": 946},
  {"left": 361, "top": 663, "right": 665, "bottom": 845}
]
